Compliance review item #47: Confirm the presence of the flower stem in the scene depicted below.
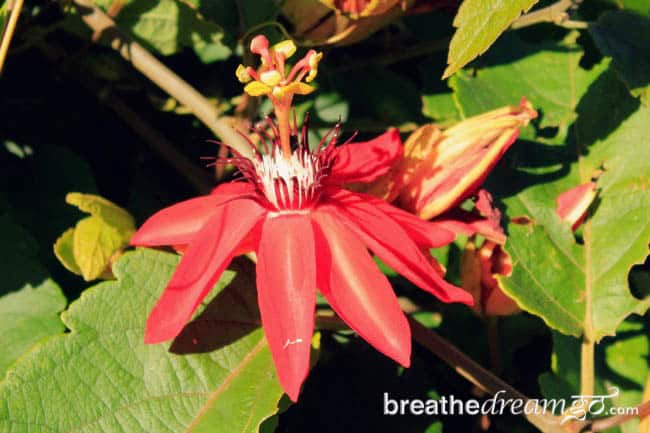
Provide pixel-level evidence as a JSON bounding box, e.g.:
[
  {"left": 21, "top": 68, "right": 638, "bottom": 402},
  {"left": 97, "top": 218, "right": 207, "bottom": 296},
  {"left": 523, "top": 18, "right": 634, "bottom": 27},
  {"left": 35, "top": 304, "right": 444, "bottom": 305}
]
[{"left": 274, "top": 102, "right": 293, "bottom": 159}]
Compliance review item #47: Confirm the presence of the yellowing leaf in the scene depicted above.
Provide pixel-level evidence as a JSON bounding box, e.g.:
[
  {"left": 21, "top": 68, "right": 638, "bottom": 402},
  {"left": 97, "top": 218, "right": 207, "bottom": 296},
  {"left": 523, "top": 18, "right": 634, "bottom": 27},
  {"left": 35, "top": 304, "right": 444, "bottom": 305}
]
[
  {"left": 73, "top": 216, "right": 124, "bottom": 281},
  {"left": 53, "top": 228, "right": 81, "bottom": 276},
  {"left": 66, "top": 192, "right": 135, "bottom": 233},
  {"left": 54, "top": 193, "right": 135, "bottom": 281},
  {"left": 443, "top": 0, "right": 538, "bottom": 78}
]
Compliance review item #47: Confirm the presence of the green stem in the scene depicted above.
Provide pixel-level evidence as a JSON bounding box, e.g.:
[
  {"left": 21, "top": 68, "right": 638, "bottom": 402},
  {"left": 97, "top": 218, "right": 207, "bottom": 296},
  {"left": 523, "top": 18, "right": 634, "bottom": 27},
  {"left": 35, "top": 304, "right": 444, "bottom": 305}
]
[{"left": 580, "top": 337, "right": 595, "bottom": 397}]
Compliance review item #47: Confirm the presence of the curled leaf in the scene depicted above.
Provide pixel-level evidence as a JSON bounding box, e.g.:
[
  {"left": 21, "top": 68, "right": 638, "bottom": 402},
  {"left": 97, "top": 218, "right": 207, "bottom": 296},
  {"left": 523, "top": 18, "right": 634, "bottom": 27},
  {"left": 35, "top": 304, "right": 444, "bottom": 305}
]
[{"left": 53, "top": 193, "right": 135, "bottom": 281}]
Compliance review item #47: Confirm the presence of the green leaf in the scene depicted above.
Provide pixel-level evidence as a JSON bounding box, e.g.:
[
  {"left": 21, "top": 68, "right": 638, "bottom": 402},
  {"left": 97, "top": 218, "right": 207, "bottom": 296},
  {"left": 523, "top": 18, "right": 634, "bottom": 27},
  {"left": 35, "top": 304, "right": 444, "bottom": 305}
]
[
  {"left": 540, "top": 320, "right": 648, "bottom": 432},
  {"left": 116, "top": 0, "right": 230, "bottom": 61},
  {"left": 58, "top": 193, "right": 135, "bottom": 281},
  {"left": 314, "top": 91, "right": 350, "bottom": 123},
  {"left": 0, "top": 1, "right": 7, "bottom": 32},
  {"left": 0, "top": 281, "right": 66, "bottom": 379},
  {"left": 443, "top": 0, "right": 538, "bottom": 78},
  {"left": 601, "top": 0, "right": 650, "bottom": 17},
  {"left": 603, "top": 320, "right": 649, "bottom": 433},
  {"left": 450, "top": 36, "right": 607, "bottom": 140},
  {"left": 589, "top": 11, "right": 650, "bottom": 106},
  {"left": 496, "top": 67, "right": 650, "bottom": 340},
  {"left": 0, "top": 249, "right": 284, "bottom": 433},
  {"left": 0, "top": 215, "right": 66, "bottom": 378},
  {"left": 421, "top": 92, "right": 461, "bottom": 123}
]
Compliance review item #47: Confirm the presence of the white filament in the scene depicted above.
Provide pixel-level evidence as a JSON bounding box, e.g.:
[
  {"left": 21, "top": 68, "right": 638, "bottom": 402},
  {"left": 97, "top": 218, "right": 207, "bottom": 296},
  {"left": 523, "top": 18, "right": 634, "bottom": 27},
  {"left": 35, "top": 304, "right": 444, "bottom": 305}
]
[{"left": 254, "top": 147, "right": 322, "bottom": 209}]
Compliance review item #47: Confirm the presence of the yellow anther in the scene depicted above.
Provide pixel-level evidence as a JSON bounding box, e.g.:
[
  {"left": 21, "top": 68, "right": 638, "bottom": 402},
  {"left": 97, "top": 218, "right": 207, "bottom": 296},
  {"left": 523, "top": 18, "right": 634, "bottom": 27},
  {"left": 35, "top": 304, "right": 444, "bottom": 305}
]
[
  {"left": 272, "top": 82, "right": 315, "bottom": 99},
  {"left": 272, "top": 40, "right": 297, "bottom": 59},
  {"left": 260, "top": 70, "right": 282, "bottom": 87},
  {"left": 235, "top": 64, "right": 252, "bottom": 83},
  {"left": 244, "top": 81, "right": 272, "bottom": 96},
  {"left": 284, "top": 82, "right": 316, "bottom": 96},
  {"left": 306, "top": 52, "right": 323, "bottom": 82}
]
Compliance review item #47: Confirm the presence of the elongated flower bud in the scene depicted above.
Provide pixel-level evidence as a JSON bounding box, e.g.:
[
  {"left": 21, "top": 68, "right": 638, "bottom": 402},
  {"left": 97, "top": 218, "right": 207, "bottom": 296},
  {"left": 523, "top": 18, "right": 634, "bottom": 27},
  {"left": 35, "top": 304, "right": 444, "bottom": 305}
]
[{"left": 371, "top": 99, "right": 537, "bottom": 220}]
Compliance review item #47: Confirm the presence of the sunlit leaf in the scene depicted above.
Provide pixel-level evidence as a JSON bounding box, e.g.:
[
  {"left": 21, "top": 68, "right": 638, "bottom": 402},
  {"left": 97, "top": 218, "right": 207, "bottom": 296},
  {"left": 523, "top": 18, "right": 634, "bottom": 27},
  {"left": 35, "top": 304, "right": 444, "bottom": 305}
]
[
  {"left": 450, "top": 36, "right": 607, "bottom": 141},
  {"left": 0, "top": 250, "right": 285, "bottom": 433},
  {"left": 56, "top": 193, "right": 135, "bottom": 281},
  {"left": 493, "top": 67, "right": 649, "bottom": 340},
  {"left": 443, "top": 0, "right": 538, "bottom": 78},
  {"left": 0, "top": 215, "right": 66, "bottom": 378}
]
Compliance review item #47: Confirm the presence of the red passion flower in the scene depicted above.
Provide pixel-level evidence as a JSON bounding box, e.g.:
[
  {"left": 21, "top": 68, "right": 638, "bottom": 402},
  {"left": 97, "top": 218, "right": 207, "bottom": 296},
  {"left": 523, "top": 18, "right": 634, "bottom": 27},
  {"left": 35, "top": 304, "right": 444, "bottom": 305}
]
[{"left": 131, "top": 35, "right": 472, "bottom": 401}]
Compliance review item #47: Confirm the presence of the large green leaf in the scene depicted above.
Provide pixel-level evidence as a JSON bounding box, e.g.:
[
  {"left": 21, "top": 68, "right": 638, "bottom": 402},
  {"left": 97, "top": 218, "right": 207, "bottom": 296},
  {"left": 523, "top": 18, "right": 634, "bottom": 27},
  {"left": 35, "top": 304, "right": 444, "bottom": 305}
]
[
  {"left": 450, "top": 36, "right": 607, "bottom": 140},
  {"left": 589, "top": 11, "right": 650, "bottom": 106},
  {"left": 0, "top": 249, "right": 284, "bottom": 433},
  {"left": 494, "top": 67, "right": 650, "bottom": 340},
  {"left": 0, "top": 215, "right": 66, "bottom": 378},
  {"left": 443, "top": 0, "right": 538, "bottom": 78},
  {"left": 421, "top": 91, "right": 461, "bottom": 123}
]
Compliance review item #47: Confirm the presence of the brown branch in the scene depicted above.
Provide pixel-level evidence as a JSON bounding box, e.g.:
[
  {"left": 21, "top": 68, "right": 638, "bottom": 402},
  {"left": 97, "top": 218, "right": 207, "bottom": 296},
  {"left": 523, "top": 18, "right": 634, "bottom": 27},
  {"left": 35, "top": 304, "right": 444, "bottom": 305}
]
[
  {"left": 69, "top": 0, "right": 254, "bottom": 159},
  {"left": 510, "top": 0, "right": 584, "bottom": 30},
  {"left": 0, "top": 0, "right": 25, "bottom": 74}
]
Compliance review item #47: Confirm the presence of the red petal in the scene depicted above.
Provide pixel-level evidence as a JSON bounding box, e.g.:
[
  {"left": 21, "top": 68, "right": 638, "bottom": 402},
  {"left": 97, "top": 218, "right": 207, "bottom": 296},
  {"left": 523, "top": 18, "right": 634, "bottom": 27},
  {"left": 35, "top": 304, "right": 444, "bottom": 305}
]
[
  {"left": 144, "top": 197, "right": 266, "bottom": 344},
  {"left": 313, "top": 210, "right": 411, "bottom": 367},
  {"left": 256, "top": 214, "right": 317, "bottom": 402},
  {"left": 323, "top": 189, "right": 473, "bottom": 305},
  {"left": 556, "top": 182, "right": 597, "bottom": 231},
  {"left": 329, "top": 128, "right": 402, "bottom": 184},
  {"left": 347, "top": 190, "right": 456, "bottom": 248},
  {"left": 131, "top": 182, "right": 255, "bottom": 247}
]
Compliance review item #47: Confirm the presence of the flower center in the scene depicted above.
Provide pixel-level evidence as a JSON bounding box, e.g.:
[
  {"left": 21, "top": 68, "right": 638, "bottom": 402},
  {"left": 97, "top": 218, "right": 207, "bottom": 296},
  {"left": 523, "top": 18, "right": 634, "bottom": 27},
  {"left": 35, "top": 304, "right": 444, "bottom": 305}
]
[{"left": 253, "top": 146, "right": 327, "bottom": 211}]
